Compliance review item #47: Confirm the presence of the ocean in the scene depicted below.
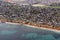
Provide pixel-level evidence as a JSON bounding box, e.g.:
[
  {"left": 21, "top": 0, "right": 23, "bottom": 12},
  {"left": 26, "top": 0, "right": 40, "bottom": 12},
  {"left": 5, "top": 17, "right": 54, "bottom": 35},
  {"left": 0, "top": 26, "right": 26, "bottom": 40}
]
[{"left": 0, "top": 23, "right": 60, "bottom": 40}]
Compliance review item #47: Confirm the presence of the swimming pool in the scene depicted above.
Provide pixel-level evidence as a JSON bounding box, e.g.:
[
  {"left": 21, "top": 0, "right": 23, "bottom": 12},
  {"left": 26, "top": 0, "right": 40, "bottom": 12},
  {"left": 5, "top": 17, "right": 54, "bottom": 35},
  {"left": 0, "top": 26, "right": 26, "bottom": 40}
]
[{"left": 0, "top": 23, "right": 60, "bottom": 40}]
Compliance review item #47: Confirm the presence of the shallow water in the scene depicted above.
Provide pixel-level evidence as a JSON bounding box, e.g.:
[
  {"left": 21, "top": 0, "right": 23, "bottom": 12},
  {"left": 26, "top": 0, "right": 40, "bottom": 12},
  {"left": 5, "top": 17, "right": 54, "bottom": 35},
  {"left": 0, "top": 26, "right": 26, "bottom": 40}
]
[{"left": 0, "top": 23, "right": 60, "bottom": 40}]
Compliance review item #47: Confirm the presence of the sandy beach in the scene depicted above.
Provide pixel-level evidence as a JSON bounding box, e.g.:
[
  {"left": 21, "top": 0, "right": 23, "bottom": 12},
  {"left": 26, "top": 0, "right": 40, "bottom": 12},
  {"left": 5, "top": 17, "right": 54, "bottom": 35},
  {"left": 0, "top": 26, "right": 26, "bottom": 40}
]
[
  {"left": 5, "top": 22, "right": 60, "bottom": 33},
  {"left": 5, "top": 22, "right": 20, "bottom": 25}
]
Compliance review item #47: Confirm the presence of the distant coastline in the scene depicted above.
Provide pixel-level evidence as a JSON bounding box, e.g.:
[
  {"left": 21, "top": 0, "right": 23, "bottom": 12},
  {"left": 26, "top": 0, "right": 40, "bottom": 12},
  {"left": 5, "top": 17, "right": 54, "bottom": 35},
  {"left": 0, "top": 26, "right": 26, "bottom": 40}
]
[
  {"left": 5, "top": 20, "right": 60, "bottom": 33},
  {"left": 0, "top": 18, "right": 60, "bottom": 33},
  {"left": 0, "top": 1, "right": 60, "bottom": 31}
]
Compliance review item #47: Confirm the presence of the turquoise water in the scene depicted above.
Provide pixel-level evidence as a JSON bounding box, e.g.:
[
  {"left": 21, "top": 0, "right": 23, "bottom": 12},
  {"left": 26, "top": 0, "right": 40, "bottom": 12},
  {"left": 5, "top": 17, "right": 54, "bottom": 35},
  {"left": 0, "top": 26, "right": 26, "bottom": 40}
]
[
  {"left": 0, "top": 30, "right": 17, "bottom": 35},
  {"left": 0, "top": 23, "right": 60, "bottom": 40}
]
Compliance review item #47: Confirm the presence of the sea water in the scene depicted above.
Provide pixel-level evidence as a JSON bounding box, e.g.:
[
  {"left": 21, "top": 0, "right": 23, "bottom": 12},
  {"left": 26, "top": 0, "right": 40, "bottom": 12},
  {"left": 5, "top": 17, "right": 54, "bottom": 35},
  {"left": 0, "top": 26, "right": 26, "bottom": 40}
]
[{"left": 0, "top": 23, "right": 60, "bottom": 40}]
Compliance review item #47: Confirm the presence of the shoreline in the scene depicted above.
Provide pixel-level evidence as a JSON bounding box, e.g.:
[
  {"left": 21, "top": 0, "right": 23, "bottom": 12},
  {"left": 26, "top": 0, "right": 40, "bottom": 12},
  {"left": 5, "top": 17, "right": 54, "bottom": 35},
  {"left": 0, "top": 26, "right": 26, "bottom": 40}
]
[
  {"left": 24, "top": 24, "right": 60, "bottom": 33},
  {"left": 5, "top": 22, "right": 60, "bottom": 33},
  {"left": 0, "top": 18, "right": 60, "bottom": 33}
]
